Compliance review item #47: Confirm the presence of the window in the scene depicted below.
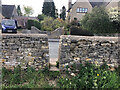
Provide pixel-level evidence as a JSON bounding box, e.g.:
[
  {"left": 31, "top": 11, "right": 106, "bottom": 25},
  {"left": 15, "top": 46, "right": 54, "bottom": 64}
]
[
  {"left": 80, "top": 8, "right": 82, "bottom": 12},
  {"left": 76, "top": 8, "right": 88, "bottom": 13},
  {"left": 76, "top": 8, "right": 79, "bottom": 13},
  {"left": 85, "top": 8, "right": 88, "bottom": 13}
]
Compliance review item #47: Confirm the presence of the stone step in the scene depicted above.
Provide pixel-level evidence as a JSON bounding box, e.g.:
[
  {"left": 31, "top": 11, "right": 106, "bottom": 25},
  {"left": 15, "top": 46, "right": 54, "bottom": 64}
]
[
  {"left": 50, "top": 66, "right": 59, "bottom": 71},
  {"left": 50, "top": 62, "right": 56, "bottom": 66}
]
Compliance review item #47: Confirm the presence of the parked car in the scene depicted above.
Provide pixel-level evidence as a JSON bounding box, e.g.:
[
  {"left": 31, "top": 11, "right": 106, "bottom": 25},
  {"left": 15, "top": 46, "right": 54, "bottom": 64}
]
[{"left": 1, "top": 19, "right": 17, "bottom": 33}]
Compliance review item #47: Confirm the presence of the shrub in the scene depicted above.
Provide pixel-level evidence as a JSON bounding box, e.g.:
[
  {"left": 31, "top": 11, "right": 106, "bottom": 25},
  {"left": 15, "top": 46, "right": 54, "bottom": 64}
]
[
  {"left": 27, "top": 20, "right": 41, "bottom": 30},
  {"left": 34, "top": 20, "right": 41, "bottom": 30},
  {"left": 37, "top": 14, "right": 47, "bottom": 22},
  {"left": 41, "top": 17, "right": 65, "bottom": 31},
  {"left": 27, "top": 20, "right": 34, "bottom": 30},
  {"left": 70, "top": 26, "right": 93, "bottom": 36}
]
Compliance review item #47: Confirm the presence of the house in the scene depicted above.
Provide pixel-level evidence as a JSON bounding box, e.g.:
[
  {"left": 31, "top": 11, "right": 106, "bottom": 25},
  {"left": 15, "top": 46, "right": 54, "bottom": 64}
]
[
  {"left": 2, "top": 5, "right": 38, "bottom": 28},
  {"left": 13, "top": 16, "right": 39, "bottom": 28},
  {"left": 2, "top": 5, "right": 18, "bottom": 19},
  {"left": 67, "top": 0, "right": 120, "bottom": 22}
]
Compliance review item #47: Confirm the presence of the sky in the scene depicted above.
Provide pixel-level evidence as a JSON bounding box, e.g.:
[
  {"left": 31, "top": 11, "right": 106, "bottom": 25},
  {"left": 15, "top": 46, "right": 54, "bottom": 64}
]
[{"left": 2, "top": 0, "right": 76, "bottom": 16}]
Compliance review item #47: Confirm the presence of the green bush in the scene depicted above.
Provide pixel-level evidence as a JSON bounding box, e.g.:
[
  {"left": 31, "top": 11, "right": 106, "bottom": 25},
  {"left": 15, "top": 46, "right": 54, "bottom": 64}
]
[
  {"left": 27, "top": 19, "right": 41, "bottom": 30},
  {"left": 27, "top": 20, "right": 34, "bottom": 30},
  {"left": 57, "top": 62, "right": 120, "bottom": 88},
  {"left": 34, "top": 20, "right": 41, "bottom": 30},
  {"left": 41, "top": 17, "right": 65, "bottom": 31}
]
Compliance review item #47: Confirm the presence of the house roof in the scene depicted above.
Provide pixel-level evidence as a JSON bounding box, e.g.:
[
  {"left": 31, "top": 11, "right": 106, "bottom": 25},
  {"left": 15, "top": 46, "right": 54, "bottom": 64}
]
[
  {"left": 89, "top": 0, "right": 112, "bottom": 7},
  {"left": 67, "top": 0, "right": 112, "bottom": 12},
  {"left": 2, "top": 5, "right": 16, "bottom": 18}
]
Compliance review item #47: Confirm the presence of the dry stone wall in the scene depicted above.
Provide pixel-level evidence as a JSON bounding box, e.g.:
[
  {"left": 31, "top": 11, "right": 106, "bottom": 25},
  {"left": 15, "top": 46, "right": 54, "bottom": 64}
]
[
  {"left": 59, "top": 35, "right": 119, "bottom": 73},
  {"left": 1, "top": 34, "right": 49, "bottom": 70}
]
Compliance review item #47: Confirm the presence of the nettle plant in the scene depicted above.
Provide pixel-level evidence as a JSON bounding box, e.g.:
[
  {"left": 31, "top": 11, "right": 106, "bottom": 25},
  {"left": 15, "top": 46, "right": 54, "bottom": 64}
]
[{"left": 57, "top": 62, "right": 120, "bottom": 88}]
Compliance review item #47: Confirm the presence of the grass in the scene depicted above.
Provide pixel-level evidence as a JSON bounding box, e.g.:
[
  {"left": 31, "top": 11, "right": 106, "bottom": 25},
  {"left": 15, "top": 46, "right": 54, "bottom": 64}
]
[
  {"left": 2, "top": 66, "right": 60, "bottom": 89},
  {"left": 2, "top": 63, "right": 120, "bottom": 89}
]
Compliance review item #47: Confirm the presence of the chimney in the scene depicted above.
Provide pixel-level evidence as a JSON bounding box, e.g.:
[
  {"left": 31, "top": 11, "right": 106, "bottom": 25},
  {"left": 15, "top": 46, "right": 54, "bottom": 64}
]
[{"left": 68, "top": 0, "right": 72, "bottom": 9}]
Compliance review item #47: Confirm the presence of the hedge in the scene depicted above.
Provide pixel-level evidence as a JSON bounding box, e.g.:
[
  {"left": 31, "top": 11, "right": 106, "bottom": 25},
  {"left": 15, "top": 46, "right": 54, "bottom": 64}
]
[{"left": 70, "top": 26, "right": 93, "bottom": 36}]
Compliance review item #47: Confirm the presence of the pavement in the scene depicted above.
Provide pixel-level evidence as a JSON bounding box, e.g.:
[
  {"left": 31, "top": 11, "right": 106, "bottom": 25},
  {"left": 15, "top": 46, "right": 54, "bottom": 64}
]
[{"left": 48, "top": 39, "right": 60, "bottom": 71}]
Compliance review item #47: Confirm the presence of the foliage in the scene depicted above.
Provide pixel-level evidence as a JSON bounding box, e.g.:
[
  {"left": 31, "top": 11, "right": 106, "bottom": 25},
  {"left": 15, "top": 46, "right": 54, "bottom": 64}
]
[
  {"left": 60, "top": 6, "right": 66, "bottom": 20},
  {"left": 81, "top": 6, "right": 116, "bottom": 33},
  {"left": 70, "top": 20, "right": 80, "bottom": 26},
  {"left": 27, "top": 19, "right": 41, "bottom": 30},
  {"left": 108, "top": 7, "right": 119, "bottom": 22},
  {"left": 34, "top": 20, "right": 41, "bottom": 30},
  {"left": 27, "top": 20, "right": 34, "bottom": 30},
  {"left": 42, "top": 0, "right": 56, "bottom": 18},
  {"left": 2, "top": 66, "right": 53, "bottom": 89},
  {"left": 2, "top": 65, "right": 21, "bottom": 85},
  {"left": 2, "top": 63, "right": 120, "bottom": 89},
  {"left": 70, "top": 26, "right": 93, "bottom": 36},
  {"left": 17, "top": 5, "right": 22, "bottom": 16},
  {"left": 108, "top": 7, "right": 120, "bottom": 32},
  {"left": 57, "top": 62, "right": 120, "bottom": 88},
  {"left": 55, "top": 9, "right": 59, "bottom": 18},
  {"left": 23, "top": 6, "right": 34, "bottom": 16},
  {"left": 56, "top": 61, "right": 59, "bottom": 68},
  {"left": 41, "top": 17, "right": 65, "bottom": 31},
  {"left": 68, "top": 20, "right": 93, "bottom": 36},
  {"left": 37, "top": 14, "right": 47, "bottom": 22}
]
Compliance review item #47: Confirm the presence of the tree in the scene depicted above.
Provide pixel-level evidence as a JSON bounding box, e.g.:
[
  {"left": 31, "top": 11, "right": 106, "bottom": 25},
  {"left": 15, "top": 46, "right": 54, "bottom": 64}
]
[
  {"left": 42, "top": 0, "right": 56, "bottom": 18},
  {"left": 23, "top": 6, "right": 34, "bottom": 16},
  {"left": 81, "top": 6, "right": 115, "bottom": 33},
  {"left": 60, "top": 6, "right": 66, "bottom": 20},
  {"left": 17, "top": 5, "right": 22, "bottom": 16},
  {"left": 108, "top": 7, "right": 120, "bottom": 32},
  {"left": 108, "top": 7, "right": 119, "bottom": 22},
  {"left": 55, "top": 9, "right": 58, "bottom": 18}
]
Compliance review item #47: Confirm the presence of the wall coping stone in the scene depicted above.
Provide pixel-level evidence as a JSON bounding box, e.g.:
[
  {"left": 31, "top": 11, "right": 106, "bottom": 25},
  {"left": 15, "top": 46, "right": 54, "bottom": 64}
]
[
  {"left": 1, "top": 34, "right": 48, "bottom": 37},
  {"left": 60, "top": 35, "right": 118, "bottom": 41}
]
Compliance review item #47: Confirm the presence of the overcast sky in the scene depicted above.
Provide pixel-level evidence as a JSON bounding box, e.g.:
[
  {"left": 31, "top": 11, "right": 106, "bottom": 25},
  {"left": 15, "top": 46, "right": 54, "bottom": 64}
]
[{"left": 2, "top": 0, "right": 76, "bottom": 16}]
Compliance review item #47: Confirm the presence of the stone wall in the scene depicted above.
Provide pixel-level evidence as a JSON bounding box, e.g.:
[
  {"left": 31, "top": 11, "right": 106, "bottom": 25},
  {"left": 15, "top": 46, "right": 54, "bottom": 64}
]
[
  {"left": 1, "top": 34, "right": 49, "bottom": 70},
  {"left": 59, "top": 35, "right": 119, "bottom": 73}
]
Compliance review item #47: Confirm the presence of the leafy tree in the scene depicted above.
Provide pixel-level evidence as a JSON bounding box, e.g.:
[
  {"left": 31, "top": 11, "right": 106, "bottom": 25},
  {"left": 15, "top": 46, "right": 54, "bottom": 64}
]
[
  {"left": 108, "top": 7, "right": 120, "bottom": 32},
  {"left": 108, "top": 7, "right": 119, "bottom": 22},
  {"left": 17, "top": 5, "right": 22, "bottom": 16},
  {"left": 23, "top": 6, "right": 34, "bottom": 16},
  {"left": 81, "top": 6, "right": 115, "bottom": 33},
  {"left": 42, "top": 0, "right": 56, "bottom": 18},
  {"left": 55, "top": 9, "right": 58, "bottom": 18},
  {"left": 60, "top": 6, "right": 66, "bottom": 20}
]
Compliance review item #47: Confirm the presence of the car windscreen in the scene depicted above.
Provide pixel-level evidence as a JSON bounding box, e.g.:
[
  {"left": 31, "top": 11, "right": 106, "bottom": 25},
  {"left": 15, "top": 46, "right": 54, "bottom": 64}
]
[{"left": 2, "top": 20, "right": 16, "bottom": 26}]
